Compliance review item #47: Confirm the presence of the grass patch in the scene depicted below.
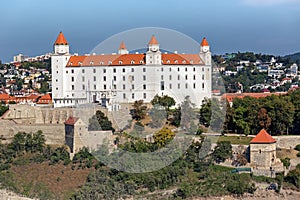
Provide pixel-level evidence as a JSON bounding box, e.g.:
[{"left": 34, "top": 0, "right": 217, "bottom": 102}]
[{"left": 218, "top": 136, "right": 252, "bottom": 145}]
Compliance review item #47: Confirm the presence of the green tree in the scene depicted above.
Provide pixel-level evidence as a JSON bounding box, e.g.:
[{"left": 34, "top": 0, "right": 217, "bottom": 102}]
[
  {"left": 212, "top": 141, "right": 232, "bottom": 163},
  {"left": 88, "top": 110, "right": 114, "bottom": 132},
  {"left": 199, "top": 98, "right": 211, "bottom": 127},
  {"left": 130, "top": 100, "right": 148, "bottom": 121}
]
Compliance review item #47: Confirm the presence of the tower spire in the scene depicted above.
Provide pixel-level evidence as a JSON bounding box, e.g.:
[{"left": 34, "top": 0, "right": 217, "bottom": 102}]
[
  {"left": 54, "top": 31, "right": 68, "bottom": 45},
  {"left": 148, "top": 35, "right": 159, "bottom": 45},
  {"left": 118, "top": 41, "right": 128, "bottom": 55}
]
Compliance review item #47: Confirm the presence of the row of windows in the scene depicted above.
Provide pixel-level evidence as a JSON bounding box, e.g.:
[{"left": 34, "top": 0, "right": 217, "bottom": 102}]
[
  {"left": 65, "top": 67, "right": 209, "bottom": 74},
  {"left": 69, "top": 83, "right": 205, "bottom": 91},
  {"left": 73, "top": 74, "right": 205, "bottom": 83}
]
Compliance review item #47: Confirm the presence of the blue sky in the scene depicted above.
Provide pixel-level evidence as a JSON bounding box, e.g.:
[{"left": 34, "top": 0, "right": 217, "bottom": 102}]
[{"left": 0, "top": 0, "right": 300, "bottom": 62}]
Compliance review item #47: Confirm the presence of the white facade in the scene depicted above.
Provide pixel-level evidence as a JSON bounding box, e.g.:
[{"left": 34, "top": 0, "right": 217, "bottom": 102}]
[{"left": 51, "top": 33, "right": 212, "bottom": 109}]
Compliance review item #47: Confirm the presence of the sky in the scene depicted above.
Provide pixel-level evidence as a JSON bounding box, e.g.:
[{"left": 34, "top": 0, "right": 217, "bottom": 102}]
[{"left": 0, "top": 0, "right": 300, "bottom": 63}]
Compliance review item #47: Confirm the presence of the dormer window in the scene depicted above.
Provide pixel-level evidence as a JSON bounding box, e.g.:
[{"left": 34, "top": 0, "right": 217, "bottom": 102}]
[
  {"left": 70, "top": 62, "right": 73, "bottom": 66},
  {"left": 140, "top": 60, "right": 144, "bottom": 64},
  {"left": 175, "top": 60, "right": 178, "bottom": 64},
  {"left": 90, "top": 61, "right": 94, "bottom": 65},
  {"left": 119, "top": 61, "right": 123, "bottom": 65},
  {"left": 167, "top": 60, "right": 170, "bottom": 64},
  {"left": 190, "top": 60, "right": 193, "bottom": 64},
  {"left": 182, "top": 60, "right": 186, "bottom": 64},
  {"left": 131, "top": 60, "right": 135, "bottom": 64},
  {"left": 78, "top": 62, "right": 82, "bottom": 66},
  {"left": 108, "top": 61, "right": 112, "bottom": 65},
  {"left": 100, "top": 61, "right": 104, "bottom": 65}
]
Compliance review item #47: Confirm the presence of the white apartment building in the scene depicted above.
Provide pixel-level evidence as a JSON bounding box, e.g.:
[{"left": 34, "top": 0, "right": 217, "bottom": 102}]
[{"left": 51, "top": 32, "right": 212, "bottom": 109}]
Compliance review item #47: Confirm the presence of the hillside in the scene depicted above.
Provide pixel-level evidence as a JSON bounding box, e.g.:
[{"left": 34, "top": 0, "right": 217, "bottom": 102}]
[{"left": 284, "top": 52, "right": 300, "bottom": 62}]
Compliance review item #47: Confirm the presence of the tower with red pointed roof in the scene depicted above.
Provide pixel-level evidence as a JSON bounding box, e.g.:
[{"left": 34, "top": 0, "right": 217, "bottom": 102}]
[
  {"left": 54, "top": 31, "right": 69, "bottom": 55},
  {"left": 249, "top": 129, "right": 283, "bottom": 176},
  {"left": 146, "top": 35, "right": 161, "bottom": 65},
  {"left": 199, "top": 37, "right": 211, "bottom": 66},
  {"left": 51, "top": 32, "right": 71, "bottom": 104}
]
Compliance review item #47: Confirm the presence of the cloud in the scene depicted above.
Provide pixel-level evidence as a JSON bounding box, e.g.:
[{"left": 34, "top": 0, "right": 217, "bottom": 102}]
[{"left": 242, "top": 0, "right": 300, "bottom": 6}]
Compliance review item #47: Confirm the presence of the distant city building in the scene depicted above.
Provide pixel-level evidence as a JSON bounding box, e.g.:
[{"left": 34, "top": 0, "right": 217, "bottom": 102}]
[
  {"left": 51, "top": 32, "right": 212, "bottom": 108},
  {"left": 13, "top": 54, "right": 28, "bottom": 62}
]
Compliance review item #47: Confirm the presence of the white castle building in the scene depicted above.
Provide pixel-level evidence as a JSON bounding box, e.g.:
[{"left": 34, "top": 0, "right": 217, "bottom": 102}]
[{"left": 51, "top": 32, "right": 212, "bottom": 109}]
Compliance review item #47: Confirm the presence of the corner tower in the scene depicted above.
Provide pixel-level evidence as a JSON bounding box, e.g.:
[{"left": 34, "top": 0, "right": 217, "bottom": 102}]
[
  {"left": 54, "top": 31, "right": 69, "bottom": 55},
  {"left": 199, "top": 37, "right": 211, "bottom": 66},
  {"left": 51, "top": 31, "right": 71, "bottom": 107}
]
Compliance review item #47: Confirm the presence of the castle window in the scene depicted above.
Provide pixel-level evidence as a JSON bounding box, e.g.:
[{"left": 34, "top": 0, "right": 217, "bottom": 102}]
[
  {"left": 82, "top": 69, "right": 85, "bottom": 73},
  {"left": 161, "top": 75, "right": 164, "bottom": 80},
  {"left": 185, "top": 67, "right": 187, "bottom": 72},
  {"left": 193, "top": 67, "right": 195, "bottom": 71},
  {"left": 71, "top": 69, "right": 74, "bottom": 73},
  {"left": 161, "top": 67, "right": 164, "bottom": 72},
  {"left": 82, "top": 76, "right": 85, "bottom": 82},
  {"left": 82, "top": 85, "right": 85, "bottom": 90},
  {"left": 71, "top": 77, "right": 74, "bottom": 82},
  {"left": 94, "top": 85, "right": 96, "bottom": 90},
  {"left": 143, "top": 93, "right": 146, "bottom": 99},
  {"left": 143, "top": 68, "right": 146, "bottom": 72},
  {"left": 94, "top": 76, "right": 96, "bottom": 81},
  {"left": 169, "top": 84, "right": 172, "bottom": 89},
  {"left": 193, "top": 75, "right": 196, "bottom": 80},
  {"left": 72, "top": 85, "right": 74, "bottom": 90},
  {"left": 122, "top": 68, "right": 125, "bottom": 73},
  {"left": 185, "top": 83, "right": 188, "bottom": 89},
  {"left": 259, "top": 149, "right": 262, "bottom": 154},
  {"left": 169, "top": 75, "right": 172, "bottom": 80},
  {"left": 93, "top": 68, "right": 96, "bottom": 73},
  {"left": 131, "top": 76, "right": 134, "bottom": 81},
  {"left": 113, "top": 85, "right": 117, "bottom": 89},
  {"left": 103, "top": 69, "right": 106, "bottom": 73},
  {"left": 143, "top": 84, "right": 146, "bottom": 90},
  {"left": 185, "top": 75, "right": 188, "bottom": 80},
  {"left": 169, "top": 68, "right": 171, "bottom": 72},
  {"left": 103, "top": 76, "right": 106, "bottom": 81},
  {"left": 66, "top": 70, "right": 68, "bottom": 74},
  {"left": 143, "top": 75, "right": 146, "bottom": 81},
  {"left": 123, "top": 93, "right": 126, "bottom": 99},
  {"left": 202, "top": 67, "right": 204, "bottom": 72},
  {"left": 104, "top": 84, "right": 107, "bottom": 90},
  {"left": 123, "top": 76, "right": 125, "bottom": 81},
  {"left": 178, "top": 83, "right": 180, "bottom": 89},
  {"left": 178, "top": 75, "right": 180, "bottom": 80},
  {"left": 193, "top": 83, "right": 196, "bottom": 89},
  {"left": 132, "top": 84, "right": 134, "bottom": 89},
  {"left": 202, "top": 74, "right": 205, "bottom": 80},
  {"left": 131, "top": 68, "right": 134, "bottom": 72},
  {"left": 177, "top": 67, "right": 180, "bottom": 72},
  {"left": 202, "top": 83, "right": 205, "bottom": 89},
  {"left": 132, "top": 93, "right": 135, "bottom": 99},
  {"left": 113, "top": 76, "right": 116, "bottom": 81},
  {"left": 123, "top": 84, "right": 126, "bottom": 90},
  {"left": 113, "top": 68, "right": 116, "bottom": 73}
]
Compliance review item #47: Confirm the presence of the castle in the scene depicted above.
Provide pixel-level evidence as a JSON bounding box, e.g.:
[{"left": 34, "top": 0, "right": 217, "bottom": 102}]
[{"left": 51, "top": 32, "right": 212, "bottom": 109}]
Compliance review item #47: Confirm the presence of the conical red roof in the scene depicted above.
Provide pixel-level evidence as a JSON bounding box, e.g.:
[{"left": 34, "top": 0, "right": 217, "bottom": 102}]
[
  {"left": 148, "top": 35, "right": 159, "bottom": 45},
  {"left": 201, "top": 37, "right": 209, "bottom": 46},
  {"left": 119, "top": 41, "right": 127, "bottom": 50},
  {"left": 54, "top": 31, "right": 68, "bottom": 45},
  {"left": 250, "top": 129, "right": 276, "bottom": 144}
]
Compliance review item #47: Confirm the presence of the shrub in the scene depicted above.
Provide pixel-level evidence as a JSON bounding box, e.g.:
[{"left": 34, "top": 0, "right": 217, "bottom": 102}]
[{"left": 295, "top": 144, "right": 300, "bottom": 151}]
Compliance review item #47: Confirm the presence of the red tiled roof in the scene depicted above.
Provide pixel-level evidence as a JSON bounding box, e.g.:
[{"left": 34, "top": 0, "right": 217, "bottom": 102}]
[
  {"left": 222, "top": 92, "right": 287, "bottom": 103},
  {"left": 119, "top": 41, "right": 127, "bottom": 50},
  {"left": 66, "top": 53, "right": 204, "bottom": 67},
  {"left": 39, "top": 93, "right": 52, "bottom": 100},
  {"left": 250, "top": 129, "right": 276, "bottom": 144},
  {"left": 201, "top": 37, "right": 209, "bottom": 46},
  {"left": 54, "top": 31, "right": 68, "bottom": 45},
  {"left": 65, "top": 117, "right": 79, "bottom": 125},
  {"left": 148, "top": 35, "right": 159, "bottom": 45}
]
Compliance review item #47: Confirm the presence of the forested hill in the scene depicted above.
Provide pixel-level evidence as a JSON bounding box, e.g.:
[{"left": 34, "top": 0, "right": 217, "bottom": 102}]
[{"left": 284, "top": 52, "right": 300, "bottom": 63}]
